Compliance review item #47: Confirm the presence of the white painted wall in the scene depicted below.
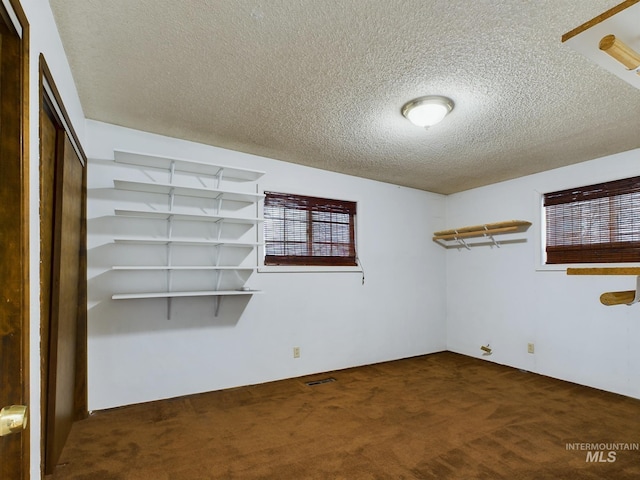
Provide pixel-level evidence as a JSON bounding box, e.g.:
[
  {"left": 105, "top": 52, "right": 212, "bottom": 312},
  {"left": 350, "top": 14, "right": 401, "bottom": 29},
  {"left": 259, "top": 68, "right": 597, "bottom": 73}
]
[
  {"left": 85, "top": 120, "right": 447, "bottom": 411},
  {"left": 445, "top": 148, "right": 640, "bottom": 399},
  {"left": 17, "top": 3, "right": 640, "bottom": 476},
  {"left": 17, "top": 0, "right": 88, "bottom": 477}
]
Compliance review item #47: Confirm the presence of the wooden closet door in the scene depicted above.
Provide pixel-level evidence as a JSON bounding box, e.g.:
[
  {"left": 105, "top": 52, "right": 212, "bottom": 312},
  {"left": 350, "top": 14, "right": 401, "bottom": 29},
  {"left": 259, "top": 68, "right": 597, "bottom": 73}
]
[{"left": 43, "top": 127, "right": 85, "bottom": 473}]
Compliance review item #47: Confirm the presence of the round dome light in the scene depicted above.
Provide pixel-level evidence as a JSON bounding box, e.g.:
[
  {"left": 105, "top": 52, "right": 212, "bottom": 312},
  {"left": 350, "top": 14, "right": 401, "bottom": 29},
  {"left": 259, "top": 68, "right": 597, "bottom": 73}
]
[{"left": 402, "top": 96, "right": 454, "bottom": 128}]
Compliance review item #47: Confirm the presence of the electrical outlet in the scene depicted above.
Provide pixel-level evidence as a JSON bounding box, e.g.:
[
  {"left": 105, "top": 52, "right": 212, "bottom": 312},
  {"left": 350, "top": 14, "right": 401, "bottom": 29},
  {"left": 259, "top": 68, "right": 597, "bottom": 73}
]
[
  {"left": 293, "top": 347, "right": 300, "bottom": 358},
  {"left": 527, "top": 343, "right": 535, "bottom": 354}
]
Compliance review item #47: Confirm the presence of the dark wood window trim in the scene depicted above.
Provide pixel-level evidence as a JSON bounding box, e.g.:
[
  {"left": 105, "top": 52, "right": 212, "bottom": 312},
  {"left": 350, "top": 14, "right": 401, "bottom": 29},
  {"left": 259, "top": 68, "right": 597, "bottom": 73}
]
[
  {"left": 264, "top": 192, "right": 357, "bottom": 267},
  {"left": 544, "top": 175, "right": 640, "bottom": 264}
]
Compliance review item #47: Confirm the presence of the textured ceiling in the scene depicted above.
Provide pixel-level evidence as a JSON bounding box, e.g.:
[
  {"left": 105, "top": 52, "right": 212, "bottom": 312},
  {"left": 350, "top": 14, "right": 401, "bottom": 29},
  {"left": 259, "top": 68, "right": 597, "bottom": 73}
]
[{"left": 49, "top": 0, "right": 640, "bottom": 194}]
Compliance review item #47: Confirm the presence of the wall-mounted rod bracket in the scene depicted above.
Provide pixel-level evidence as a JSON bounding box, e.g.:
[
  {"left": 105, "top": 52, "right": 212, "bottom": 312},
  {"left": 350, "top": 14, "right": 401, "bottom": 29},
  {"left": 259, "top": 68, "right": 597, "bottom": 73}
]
[
  {"left": 454, "top": 231, "right": 471, "bottom": 250},
  {"left": 483, "top": 225, "right": 500, "bottom": 248}
]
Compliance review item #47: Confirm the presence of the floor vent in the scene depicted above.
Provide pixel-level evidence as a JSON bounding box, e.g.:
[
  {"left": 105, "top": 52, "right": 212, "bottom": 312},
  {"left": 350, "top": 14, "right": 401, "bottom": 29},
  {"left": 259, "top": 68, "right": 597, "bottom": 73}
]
[{"left": 305, "top": 377, "right": 336, "bottom": 386}]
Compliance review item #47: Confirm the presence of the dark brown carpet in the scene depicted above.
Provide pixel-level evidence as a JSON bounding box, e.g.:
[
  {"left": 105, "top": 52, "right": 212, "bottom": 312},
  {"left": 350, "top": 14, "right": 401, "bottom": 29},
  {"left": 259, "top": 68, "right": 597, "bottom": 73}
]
[{"left": 49, "top": 352, "right": 640, "bottom": 479}]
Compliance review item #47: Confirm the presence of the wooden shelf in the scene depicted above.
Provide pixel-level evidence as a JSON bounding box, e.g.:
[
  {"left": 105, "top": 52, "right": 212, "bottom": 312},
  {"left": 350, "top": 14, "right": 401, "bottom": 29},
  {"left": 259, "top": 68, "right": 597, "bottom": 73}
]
[
  {"left": 433, "top": 220, "right": 531, "bottom": 248},
  {"left": 114, "top": 150, "right": 265, "bottom": 181},
  {"left": 114, "top": 179, "right": 264, "bottom": 203},
  {"left": 434, "top": 220, "right": 531, "bottom": 240}
]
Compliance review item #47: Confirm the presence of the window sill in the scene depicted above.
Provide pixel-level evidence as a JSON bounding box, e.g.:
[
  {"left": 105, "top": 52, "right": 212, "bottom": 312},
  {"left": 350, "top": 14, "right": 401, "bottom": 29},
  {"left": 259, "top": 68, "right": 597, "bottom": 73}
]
[{"left": 258, "top": 265, "right": 363, "bottom": 274}]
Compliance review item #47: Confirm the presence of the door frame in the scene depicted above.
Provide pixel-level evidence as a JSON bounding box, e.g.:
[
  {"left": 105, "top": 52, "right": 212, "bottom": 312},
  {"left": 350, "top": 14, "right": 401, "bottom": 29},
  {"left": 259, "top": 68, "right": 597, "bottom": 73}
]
[
  {"left": 0, "top": 0, "right": 29, "bottom": 478},
  {"left": 39, "top": 56, "right": 86, "bottom": 169},
  {"left": 39, "top": 54, "right": 88, "bottom": 475}
]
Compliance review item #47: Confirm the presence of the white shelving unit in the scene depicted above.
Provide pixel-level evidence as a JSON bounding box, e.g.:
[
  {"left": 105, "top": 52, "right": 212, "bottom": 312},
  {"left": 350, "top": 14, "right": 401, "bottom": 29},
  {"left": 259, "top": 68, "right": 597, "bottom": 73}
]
[{"left": 110, "top": 150, "right": 265, "bottom": 317}]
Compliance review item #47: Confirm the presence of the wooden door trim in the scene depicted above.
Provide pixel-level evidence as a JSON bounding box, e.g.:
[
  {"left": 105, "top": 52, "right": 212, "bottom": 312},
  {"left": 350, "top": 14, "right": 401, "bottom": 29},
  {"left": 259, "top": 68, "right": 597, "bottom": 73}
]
[
  {"left": 1, "top": 0, "right": 24, "bottom": 38},
  {"left": 0, "top": 0, "right": 29, "bottom": 479},
  {"left": 39, "top": 55, "right": 87, "bottom": 166}
]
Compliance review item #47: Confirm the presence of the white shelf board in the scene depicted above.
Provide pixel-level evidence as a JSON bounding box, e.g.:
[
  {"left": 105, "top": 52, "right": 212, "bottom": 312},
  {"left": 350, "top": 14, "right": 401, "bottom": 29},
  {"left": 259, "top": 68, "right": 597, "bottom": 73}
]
[
  {"left": 112, "top": 266, "right": 256, "bottom": 271},
  {"left": 113, "top": 179, "right": 264, "bottom": 203},
  {"left": 115, "top": 209, "right": 263, "bottom": 225},
  {"left": 112, "top": 290, "right": 263, "bottom": 300},
  {"left": 114, "top": 150, "right": 265, "bottom": 181},
  {"left": 113, "top": 237, "right": 261, "bottom": 248}
]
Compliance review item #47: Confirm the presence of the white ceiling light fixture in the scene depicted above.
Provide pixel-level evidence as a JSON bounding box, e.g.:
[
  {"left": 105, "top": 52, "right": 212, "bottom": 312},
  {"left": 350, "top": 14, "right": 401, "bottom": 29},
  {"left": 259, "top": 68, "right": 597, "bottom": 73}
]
[{"left": 402, "top": 95, "right": 454, "bottom": 128}]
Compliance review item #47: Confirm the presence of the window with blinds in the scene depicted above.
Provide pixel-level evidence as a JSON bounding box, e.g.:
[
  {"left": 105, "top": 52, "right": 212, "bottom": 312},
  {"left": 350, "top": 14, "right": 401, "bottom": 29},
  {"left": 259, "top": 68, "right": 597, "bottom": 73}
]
[
  {"left": 264, "top": 192, "right": 357, "bottom": 266},
  {"left": 543, "top": 176, "right": 640, "bottom": 264}
]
